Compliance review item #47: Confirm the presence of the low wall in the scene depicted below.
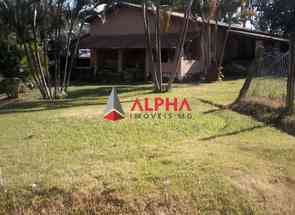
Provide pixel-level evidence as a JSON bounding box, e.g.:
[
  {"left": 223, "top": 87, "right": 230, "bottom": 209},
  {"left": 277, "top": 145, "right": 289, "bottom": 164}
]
[{"left": 159, "top": 58, "right": 202, "bottom": 81}]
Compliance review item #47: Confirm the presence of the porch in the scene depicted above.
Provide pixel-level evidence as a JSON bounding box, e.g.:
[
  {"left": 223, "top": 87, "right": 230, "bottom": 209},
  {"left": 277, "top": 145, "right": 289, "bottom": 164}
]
[{"left": 78, "top": 33, "right": 200, "bottom": 83}]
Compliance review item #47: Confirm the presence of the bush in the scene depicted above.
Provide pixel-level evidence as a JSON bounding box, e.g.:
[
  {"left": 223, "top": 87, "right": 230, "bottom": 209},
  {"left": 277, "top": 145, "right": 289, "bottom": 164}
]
[
  {"left": 0, "top": 78, "right": 22, "bottom": 98},
  {"left": 0, "top": 41, "right": 30, "bottom": 82},
  {"left": 0, "top": 39, "right": 30, "bottom": 98},
  {"left": 0, "top": 44, "right": 21, "bottom": 75}
]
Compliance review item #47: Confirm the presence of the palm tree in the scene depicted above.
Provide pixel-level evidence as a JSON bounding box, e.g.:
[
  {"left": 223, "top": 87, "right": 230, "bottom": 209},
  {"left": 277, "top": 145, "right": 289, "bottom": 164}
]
[
  {"left": 0, "top": 0, "right": 108, "bottom": 100},
  {"left": 191, "top": 0, "right": 254, "bottom": 81},
  {"left": 142, "top": 0, "right": 195, "bottom": 92}
]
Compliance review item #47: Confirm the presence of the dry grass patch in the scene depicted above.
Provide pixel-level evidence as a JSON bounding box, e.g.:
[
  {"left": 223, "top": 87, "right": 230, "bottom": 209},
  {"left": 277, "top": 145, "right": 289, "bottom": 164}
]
[{"left": 229, "top": 170, "right": 295, "bottom": 215}]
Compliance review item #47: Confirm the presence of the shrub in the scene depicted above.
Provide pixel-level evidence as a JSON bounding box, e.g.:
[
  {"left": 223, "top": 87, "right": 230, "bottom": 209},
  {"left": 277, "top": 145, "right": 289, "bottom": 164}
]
[
  {"left": 0, "top": 39, "right": 30, "bottom": 98},
  {"left": 0, "top": 78, "right": 22, "bottom": 98},
  {"left": 0, "top": 44, "right": 22, "bottom": 76}
]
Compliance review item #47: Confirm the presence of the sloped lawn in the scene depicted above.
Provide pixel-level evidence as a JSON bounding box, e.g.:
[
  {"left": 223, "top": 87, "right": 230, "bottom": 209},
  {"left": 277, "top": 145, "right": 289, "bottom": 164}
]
[{"left": 0, "top": 80, "right": 295, "bottom": 214}]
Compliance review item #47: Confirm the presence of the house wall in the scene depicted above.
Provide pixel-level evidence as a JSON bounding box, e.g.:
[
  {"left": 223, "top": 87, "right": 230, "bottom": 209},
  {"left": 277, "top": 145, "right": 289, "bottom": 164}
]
[
  {"left": 161, "top": 62, "right": 179, "bottom": 79},
  {"left": 224, "top": 34, "right": 256, "bottom": 63},
  {"left": 88, "top": 7, "right": 202, "bottom": 81},
  {"left": 160, "top": 58, "right": 201, "bottom": 81},
  {"left": 87, "top": 6, "right": 261, "bottom": 82},
  {"left": 90, "top": 7, "right": 199, "bottom": 36},
  {"left": 180, "top": 58, "right": 197, "bottom": 80}
]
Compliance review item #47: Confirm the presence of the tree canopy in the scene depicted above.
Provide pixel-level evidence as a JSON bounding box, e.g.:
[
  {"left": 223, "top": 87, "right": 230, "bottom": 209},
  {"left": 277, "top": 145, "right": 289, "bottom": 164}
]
[{"left": 255, "top": 0, "right": 295, "bottom": 36}]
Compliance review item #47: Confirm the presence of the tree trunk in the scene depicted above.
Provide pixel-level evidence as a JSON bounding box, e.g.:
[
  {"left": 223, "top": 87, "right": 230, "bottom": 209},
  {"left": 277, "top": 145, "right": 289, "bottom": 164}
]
[
  {"left": 168, "top": 0, "right": 194, "bottom": 90},
  {"left": 142, "top": 1, "right": 161, "bottom": 91},
  {"left": 62, "top": 19, "right": 74, "bottom": 90},
  {"left": 65, "top": 20, "right": 85, "bottom": 92},
  {"left": 234, "top": 62, "right": 255, "bottom": 103},
  {"left": 286, "top": 33, "right": 295, "bottom": 113},
  {"left": 234, "top": 42, "right": 265, "bottom": 104},
  {"left": 155, "top": 4, "right": 163, "bottom": 92},
  {"left": 218, "top": 22, "right": 232, "bottom": 76},
  {"left": 24, "top": 43, "right": 47, "bottom": 99}
]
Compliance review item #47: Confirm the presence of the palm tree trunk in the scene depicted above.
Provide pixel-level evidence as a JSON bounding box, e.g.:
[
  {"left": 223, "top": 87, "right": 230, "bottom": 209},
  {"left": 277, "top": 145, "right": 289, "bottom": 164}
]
[
  {"left": 155, "top": 4, "right": 163, "bottom": 92},
  {"left": 142, "top": 1, "right": 160, "bottom": 91},
  {"left": 218, "top": 22, "right": 232, "bottom": 70},
  {"left": 168, "top": 0, "right": 194, "bottom": 90},
  {"left": 62, "top": 19, "right": 75, "bottom": 90},
  {"left": 24, "top": 43, "right": 47, "bottom": 98},
  {"left": 65, "top": 20, "right": 85, "bottom": 92}
]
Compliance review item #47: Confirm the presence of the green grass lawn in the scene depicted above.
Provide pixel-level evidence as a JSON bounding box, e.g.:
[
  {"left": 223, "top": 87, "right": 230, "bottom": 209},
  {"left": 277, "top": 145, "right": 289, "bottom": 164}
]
[
  {"left": 1, "top": 79, "right": 295, "bottom": 214},
  {"left": 248, "top": 76, "right": 288, "bottom": 101}
]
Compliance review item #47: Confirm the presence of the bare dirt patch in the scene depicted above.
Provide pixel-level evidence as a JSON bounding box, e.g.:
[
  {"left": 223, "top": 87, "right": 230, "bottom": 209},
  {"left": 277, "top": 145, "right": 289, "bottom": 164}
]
[
  {"left": 228, "top": 170, "right": 295, "bottom": 215},
  {"left": 1, "top": 187, "right": 196, "bottom": 215}
]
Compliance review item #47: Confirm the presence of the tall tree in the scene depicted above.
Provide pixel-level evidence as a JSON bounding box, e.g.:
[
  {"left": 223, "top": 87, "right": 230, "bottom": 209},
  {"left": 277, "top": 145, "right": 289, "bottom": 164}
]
[
  {"left": 0, "top": 0, "right": 108, "bottom": 100},
  {"left": 192, "top": 0, "right": 254, "bottom": 81},
  {"left": 255, "top": 0, "right": 295, "bottom": 36},
  {"left": 142, "top": 0, "right": 194, "bottom": 92}
]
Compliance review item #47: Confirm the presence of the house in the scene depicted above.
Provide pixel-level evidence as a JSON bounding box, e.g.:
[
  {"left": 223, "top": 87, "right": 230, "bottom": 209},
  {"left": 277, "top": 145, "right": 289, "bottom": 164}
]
[{"left": 78, "top": 2, "right": 289, "bottom": 83}]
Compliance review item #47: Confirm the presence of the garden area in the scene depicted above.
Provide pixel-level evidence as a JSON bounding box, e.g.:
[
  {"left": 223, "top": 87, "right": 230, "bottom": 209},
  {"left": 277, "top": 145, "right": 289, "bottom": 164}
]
[{"left": 1, "top": 80, "right": 295, "bottom": 214}]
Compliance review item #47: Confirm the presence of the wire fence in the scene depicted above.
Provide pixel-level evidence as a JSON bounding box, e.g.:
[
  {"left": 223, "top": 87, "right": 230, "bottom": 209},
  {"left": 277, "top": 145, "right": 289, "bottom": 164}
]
[
  {"left": 235, "top": 39, "right": 295, "bottom": 114},
  {"left": 246, "top": 51, "right": 289, "bottom": 109}
]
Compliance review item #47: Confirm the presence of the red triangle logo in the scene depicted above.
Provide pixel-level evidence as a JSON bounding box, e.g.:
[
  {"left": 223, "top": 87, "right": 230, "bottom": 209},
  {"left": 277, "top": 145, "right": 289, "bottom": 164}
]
[
  {"left": 104, "top": 111, "right": 124, "bottom": 121},
  {"left": 103, "top": 88, "right": 125, "bottom": 121}
]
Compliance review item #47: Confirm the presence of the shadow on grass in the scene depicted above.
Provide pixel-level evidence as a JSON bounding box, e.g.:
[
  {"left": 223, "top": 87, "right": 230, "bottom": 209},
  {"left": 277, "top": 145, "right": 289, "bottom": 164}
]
[
  {"left": 199, "top": 96, "right": 295, "bottom": 137},
  {"left": 0, "top": 99, "right": 137, "bottom": 115},
  {"left": 231, "top": 98, "right": 295, "bottom": 136},
  {"left": 0, "top": 85, "right": 154, "bottom": 115},
  {"left": 0, "top": 101, "right": 98, "bottom": 115},
  {"left": 198, "top": 99, "right": 228, "bottom": 109},
  {"left": 196, "top": 98, "right": 267, "bottom": 140},
  {"left": 67, "top": 85, "right": 154, "bottom": 99},
  {"left": 199, "top": 125, "right": 266, "bottom": 141},
  {"left": 202, "top": 109, "right": 226, "bottom": 114}
]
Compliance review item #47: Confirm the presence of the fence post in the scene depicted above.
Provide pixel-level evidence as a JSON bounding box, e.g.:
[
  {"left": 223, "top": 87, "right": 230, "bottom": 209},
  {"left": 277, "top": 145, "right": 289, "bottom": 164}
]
[{"left": 286, "top": 33, "right": 295, "bottom": 113}]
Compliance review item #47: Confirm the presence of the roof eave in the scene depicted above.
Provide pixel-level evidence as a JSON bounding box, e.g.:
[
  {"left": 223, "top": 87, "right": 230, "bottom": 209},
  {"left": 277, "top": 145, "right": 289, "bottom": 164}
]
[{"left": 86, "top": 1, "right": 289, "bottom": 43}]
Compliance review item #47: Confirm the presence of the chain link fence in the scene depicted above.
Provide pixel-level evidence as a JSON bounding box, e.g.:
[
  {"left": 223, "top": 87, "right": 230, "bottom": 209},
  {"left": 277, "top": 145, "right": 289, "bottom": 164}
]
[
  {"left": 246, "top": 50, "right": 289, "bottom": 109},
  {"left": 234, "top": 40, "right": 295, "bottom": 114}
]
